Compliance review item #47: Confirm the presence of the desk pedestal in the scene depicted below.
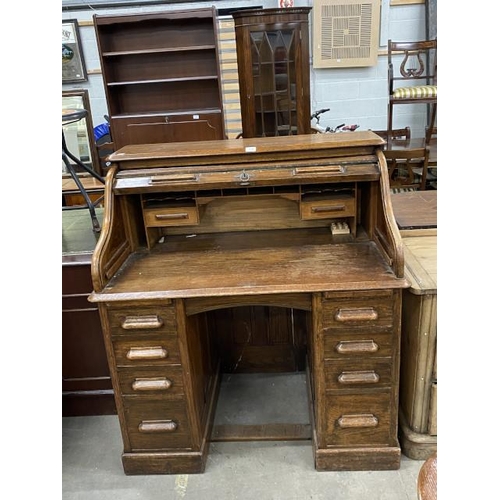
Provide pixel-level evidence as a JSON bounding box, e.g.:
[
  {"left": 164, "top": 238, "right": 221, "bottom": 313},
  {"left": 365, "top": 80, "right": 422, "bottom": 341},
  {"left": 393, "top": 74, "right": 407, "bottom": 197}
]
[{"left": 99, "top": 287, "right": 402, "bottom": 474}]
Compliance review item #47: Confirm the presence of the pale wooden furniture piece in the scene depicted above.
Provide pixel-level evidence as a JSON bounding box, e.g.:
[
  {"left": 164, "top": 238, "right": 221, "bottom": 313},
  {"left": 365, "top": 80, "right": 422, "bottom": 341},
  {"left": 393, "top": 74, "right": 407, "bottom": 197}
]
[
  {"left": 232, "top": 8, "right": 311, "bottom": 138},
  {"left": 417, "top": 452, "right": 437, "bottom": 500},
  {"left": 391, "top": 190, "right": 437, "bottom": 230},
  {"left": 89, "top": 132, "right": 408, "bottom": 475},
  {"left": 93, "top": 7, "right": 225, "bottom": 150},
  {"left": 398, "top": 229, "right": 437, "bottom": 460},
  {"left": 387, "top": 40, "right": 437, "bottom": 145}
]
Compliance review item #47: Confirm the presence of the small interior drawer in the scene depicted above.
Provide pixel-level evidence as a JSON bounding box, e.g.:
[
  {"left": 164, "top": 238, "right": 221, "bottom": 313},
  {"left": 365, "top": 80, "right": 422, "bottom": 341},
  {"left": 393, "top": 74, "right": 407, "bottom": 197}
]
[
  {"left": 300, "top": 194, "right": 356, "bottom": 220},
  {"left": 144, "top": 204, "right": 199, "bottom": 228}
]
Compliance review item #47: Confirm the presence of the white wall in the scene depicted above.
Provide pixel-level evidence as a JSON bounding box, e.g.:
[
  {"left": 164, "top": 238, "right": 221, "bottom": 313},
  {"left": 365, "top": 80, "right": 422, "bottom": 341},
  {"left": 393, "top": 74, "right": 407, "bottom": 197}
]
[{"left": 62, "top": 0, "right": 427, "bottom": 136}]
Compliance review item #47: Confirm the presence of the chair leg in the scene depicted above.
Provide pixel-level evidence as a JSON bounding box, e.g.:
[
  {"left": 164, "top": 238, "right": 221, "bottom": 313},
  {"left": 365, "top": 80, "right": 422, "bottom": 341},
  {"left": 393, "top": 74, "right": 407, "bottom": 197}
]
[
  {"left": 387, "top": 102, "right": 394, "bottom": 144},
  {"left": 425, "top": 103, "right": 437, "bottom": 145}
]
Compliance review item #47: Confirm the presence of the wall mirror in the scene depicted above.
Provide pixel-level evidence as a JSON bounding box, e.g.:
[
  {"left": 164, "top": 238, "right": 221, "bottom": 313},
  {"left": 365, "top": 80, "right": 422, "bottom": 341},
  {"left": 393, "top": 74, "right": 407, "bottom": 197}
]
[{"left": 62, "top": 89, "right": 101, "bottom": 176}]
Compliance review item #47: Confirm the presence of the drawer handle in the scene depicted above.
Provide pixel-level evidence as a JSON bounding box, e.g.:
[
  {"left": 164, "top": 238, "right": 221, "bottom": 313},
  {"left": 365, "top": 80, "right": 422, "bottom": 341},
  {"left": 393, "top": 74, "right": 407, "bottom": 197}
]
[
  {"left": 337, "top": 414, "right": 379, "bottom": 429},
  {"left": 139, "top": 420, "right": 177, "bottom": 433},
  {"left": 335, "top": 307, "right": 378, "bottom": 322},
  {"left": 293, "top": 165, "right": 344, "bottom": 175},
  {"left": 121, "top": 315, "right": 163, "bottom": 330},
  {"left": 149, "top": 174, "right": 198, "bottom": 184},
  {"left": 132, "top": 377, "right": 172, "bottom": 391},
  {"left": 155, "top": 212, "right": 189, "bottom": 220},
  {"left": 126, "top": 346, "right": 168, "bottom": 360},
  {"left": 335, "top": 340, "right": 379, "bottom": 354},
  {"left": 311, "top": 205, "right": 346, "bottom": 213},
  {"left": 338, "top": 370, "right": 380, "bottom": 384}
]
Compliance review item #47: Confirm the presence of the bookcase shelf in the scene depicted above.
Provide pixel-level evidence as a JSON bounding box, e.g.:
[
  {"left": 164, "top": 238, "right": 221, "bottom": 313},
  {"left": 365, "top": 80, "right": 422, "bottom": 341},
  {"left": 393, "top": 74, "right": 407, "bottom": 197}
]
[{"left": 94, "top": 7, "right": 225, "bottom": 149}]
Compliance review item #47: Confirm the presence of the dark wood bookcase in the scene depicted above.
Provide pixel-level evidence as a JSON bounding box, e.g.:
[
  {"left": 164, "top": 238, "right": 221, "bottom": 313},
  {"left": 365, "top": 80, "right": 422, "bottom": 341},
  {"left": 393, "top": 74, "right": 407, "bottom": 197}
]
[
  {"left": 232, "top": 7, "right": 311, "bottom": 138},
  {"left": 94, "top": 7, "right": 226, "bottom": 150}
]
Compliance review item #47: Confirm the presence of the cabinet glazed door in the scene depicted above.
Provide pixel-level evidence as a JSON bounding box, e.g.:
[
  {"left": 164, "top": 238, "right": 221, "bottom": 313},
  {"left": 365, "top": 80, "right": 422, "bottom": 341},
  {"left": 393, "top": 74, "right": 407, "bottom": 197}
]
[
  {"left": 250, "top": 28, "right": 299, "bottom": 137},
  {"left": 233, "top": 8, "right": 311, "bottom": 138}
]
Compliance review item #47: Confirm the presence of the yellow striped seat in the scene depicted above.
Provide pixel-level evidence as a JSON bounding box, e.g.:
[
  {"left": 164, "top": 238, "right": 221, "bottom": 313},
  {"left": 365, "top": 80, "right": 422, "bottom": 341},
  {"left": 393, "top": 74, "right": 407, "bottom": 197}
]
[{"left": 393, "top": 85, "right": 437, "bottom": 99}]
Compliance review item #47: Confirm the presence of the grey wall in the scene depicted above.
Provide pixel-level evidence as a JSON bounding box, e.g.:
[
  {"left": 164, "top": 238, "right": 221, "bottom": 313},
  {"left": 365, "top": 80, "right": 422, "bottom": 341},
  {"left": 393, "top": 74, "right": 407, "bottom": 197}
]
[{"left": 62, "top": 0, "right": 428, "bottom": 137}]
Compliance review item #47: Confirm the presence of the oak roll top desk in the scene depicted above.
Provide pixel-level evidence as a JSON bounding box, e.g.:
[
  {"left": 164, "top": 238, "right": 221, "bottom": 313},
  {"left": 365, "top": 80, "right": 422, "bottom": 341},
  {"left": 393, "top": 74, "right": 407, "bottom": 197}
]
[{"left": 89, "top": 132, "right": 409, "bottom": 475}]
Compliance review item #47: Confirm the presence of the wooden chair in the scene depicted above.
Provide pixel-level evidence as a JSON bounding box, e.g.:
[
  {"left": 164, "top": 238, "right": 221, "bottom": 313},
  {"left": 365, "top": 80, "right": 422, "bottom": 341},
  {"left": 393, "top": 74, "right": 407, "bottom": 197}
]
[
  {"left": 388, "top": 39, "right": 437, "bottom": 145},
  {"left": 372, "top": 127, "right": 411, "bottom": 141},
  {"left": 384, "top": 147, "right": 429, "bottom": 191},
  {"left": 425, "top": 125, "right": 437, "bottom": 140},
  {"left": 417, "top": 453, "right": 437, "bottom": 500}
]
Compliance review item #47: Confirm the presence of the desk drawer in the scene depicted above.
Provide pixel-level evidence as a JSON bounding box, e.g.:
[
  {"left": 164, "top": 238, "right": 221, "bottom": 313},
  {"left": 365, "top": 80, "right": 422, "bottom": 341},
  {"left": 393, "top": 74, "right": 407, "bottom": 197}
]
[
  {"left": 108, "top": 305, "right": 177, "bottom": 337},
  {"left": 117, "top": 365, "right": 185, "bottom": 398},
  {"left": 322, "top": 292, "right": 394, "bottom": 333},
  {"left": 300, "top": 194, "right": 356, "bottom": 220},
  {"left": 324, "top": 332, "right": 394, "bottom": 359},
  {"left": 323, "top": 392, "right": 392, "bottom": 446},
  {"left": 123, "top": 398, "right": 192, "bottom": 451},
  {"left": 324, "top": 358, "right": 392, "bottom": 390},
  {"left": 144, "top": 205, "right": 199, "bottom": 228},
  {"left": 113, "top": 338, "right": 181, "bottom": 367}
]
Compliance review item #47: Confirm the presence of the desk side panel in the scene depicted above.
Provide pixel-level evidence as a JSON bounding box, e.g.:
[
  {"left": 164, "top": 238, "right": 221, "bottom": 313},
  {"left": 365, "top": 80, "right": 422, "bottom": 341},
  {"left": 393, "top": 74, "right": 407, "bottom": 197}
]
[{"left": 91, "top": 166, "right": 143, "bottom": 292}]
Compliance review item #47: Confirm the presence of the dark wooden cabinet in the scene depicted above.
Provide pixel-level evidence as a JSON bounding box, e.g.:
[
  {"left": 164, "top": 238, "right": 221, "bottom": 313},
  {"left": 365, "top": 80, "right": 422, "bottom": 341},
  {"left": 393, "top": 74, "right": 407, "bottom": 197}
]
[
  {"left": 232, "top": 8, "right": 311, "bottom": 138},
  {"left": 62, "top": 256, "right": 116, "bottom": 416},
  {"left": 90, "top": 132, "right": 407, "bottom": 474},
  {"left": 94, "top": 7, "right": 226, "bottom": 150}
]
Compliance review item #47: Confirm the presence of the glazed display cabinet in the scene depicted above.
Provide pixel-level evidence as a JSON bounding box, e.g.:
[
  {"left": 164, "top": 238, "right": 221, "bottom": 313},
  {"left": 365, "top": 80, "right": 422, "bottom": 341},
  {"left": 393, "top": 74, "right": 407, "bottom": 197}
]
[{"left": 232, "top": 8, "right": 311, "bottom": 138}]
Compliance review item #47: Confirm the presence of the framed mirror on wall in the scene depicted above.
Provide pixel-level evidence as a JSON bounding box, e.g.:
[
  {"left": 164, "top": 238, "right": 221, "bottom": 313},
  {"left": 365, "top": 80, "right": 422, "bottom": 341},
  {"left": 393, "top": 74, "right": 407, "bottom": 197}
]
[{"left": 62, "top": 89, "right": 102, "bottom": 177}]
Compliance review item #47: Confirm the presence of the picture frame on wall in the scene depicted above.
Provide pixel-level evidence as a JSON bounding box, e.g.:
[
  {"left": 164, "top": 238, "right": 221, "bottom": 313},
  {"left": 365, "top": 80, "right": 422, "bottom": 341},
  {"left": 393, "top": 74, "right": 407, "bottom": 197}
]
[{"left": 62, "top": 19, "right": 88, "bottom": 83}]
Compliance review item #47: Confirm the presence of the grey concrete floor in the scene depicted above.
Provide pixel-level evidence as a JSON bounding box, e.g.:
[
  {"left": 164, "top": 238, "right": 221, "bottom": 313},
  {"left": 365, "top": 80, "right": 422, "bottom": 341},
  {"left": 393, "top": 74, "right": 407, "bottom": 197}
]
[{"left": 62, "top": 373, "right": 425, "bottom": 500}]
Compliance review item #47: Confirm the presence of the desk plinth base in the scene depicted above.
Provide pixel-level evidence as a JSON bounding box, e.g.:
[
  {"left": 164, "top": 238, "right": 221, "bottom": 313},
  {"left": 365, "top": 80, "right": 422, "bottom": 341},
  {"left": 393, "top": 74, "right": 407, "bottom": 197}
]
[
  {"left": 398, "top": 410, "right": 437, "bottom": 461},
  {"left": 314, "top": 444, "right": 401, "bottom": 471},
  {"left": 122, "top": 448, "right": 209, "bottom": 475}
]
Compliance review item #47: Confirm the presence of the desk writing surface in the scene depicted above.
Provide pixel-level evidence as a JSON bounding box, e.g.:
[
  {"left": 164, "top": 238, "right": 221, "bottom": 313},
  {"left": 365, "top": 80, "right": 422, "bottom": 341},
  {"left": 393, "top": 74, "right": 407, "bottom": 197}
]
[{"left": 94, "top": 228, "right": 406, "bottom": 301}]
